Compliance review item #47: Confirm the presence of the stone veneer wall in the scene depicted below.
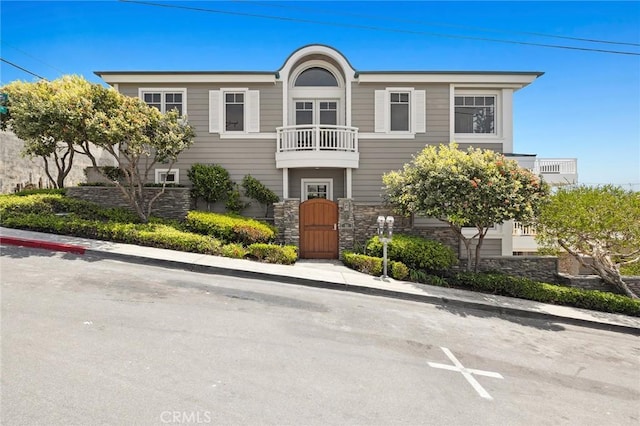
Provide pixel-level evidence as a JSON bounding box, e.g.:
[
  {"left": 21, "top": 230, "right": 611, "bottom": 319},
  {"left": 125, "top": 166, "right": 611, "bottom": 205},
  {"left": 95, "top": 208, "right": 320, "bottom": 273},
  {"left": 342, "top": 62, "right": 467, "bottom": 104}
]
[
  {"left": 338, "top": 200, "right": 459, "bottom": 255},
  {"left": 556, "top": 274, "right": 640, "bottom": 296},
  {"left": 66, "top": 186, "right": 191, "bottom": 220},
  {"left": 273, "top": 199, "right": 300, "bottom": 247},
  {"left": 463, "top": 256, "right": 559, "bottom": 283}
]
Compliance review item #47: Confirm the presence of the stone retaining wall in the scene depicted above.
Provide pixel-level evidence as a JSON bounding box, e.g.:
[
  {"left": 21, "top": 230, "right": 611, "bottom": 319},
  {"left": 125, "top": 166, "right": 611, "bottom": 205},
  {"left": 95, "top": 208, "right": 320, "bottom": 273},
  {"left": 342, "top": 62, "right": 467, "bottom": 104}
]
[
  {"left": 66, "top": 186, "right": 191, "bottom": 220},
  {"left": 461, "top": 256, "right": 559, "bottom": 283},
  {"left": 556, "top": 274, "right": 640, "bottom": 296}
]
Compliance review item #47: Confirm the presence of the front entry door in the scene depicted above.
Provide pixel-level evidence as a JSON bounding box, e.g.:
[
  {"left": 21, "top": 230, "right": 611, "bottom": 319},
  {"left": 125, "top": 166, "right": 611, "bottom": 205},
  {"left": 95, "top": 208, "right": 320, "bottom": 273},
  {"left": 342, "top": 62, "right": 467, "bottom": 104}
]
[{"left": 299, "top": 199, "right": 339, "bottom": 259}]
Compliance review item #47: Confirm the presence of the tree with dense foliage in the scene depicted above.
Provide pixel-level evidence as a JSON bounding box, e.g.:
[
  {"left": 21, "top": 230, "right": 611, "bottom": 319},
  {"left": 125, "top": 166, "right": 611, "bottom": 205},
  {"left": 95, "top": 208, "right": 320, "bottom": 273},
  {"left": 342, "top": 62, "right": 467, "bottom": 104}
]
[
  {"left": 1, "top": 75, "right": 195, "bottom": 222},
  {"left": 536, "top": 185, "right": 640, "bottom": 298},
  {"left": 241, "top": 174, "right": 279, "bottom": 217},
  {"left": 187, "top": 164, "right": 233, "bottom": 211},
  {"left": 86, "top": 89, "right": 195, "bottom": 222},
  {"left": 383, "top": 143, "right": 549, "bottom": 271},
  {"left": 1, "top": 76, "right": 96, "bottom": 188}
]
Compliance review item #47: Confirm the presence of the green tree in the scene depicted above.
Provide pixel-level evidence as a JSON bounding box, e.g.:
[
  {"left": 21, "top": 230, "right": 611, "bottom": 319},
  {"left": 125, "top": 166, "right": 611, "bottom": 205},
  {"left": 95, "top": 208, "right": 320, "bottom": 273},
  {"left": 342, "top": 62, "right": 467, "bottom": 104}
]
[
  {"left": 87, "top": 91, "right": 195, "bottom": 222},
  {"left": 241, "top": 174, "right": 279, "bottom": 217},
  {"left": 1, "top": 76, "right": 96, "bottom": 188},
  {"left": 383, "top": 143, "right": 549, "bottom": 271},
  {"left": 536, "top": 185, "right": 640, "bottom": 299},
  {"left": 2, "top": 75, "right": 195, "bottom": 221}
]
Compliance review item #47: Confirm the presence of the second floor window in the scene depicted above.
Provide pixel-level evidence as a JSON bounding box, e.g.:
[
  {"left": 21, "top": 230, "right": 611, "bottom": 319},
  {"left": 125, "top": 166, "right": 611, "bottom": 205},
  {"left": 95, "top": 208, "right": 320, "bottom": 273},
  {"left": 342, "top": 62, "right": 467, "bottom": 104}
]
[
  {"left": 455, "top": 95, "right": 496, "bottom": 134},
  {"left": 141, "top": 90, "right": 185, "bottom": 115},
  {"left": 225, "top": 93, "right": 244, "bottom": 131},
  {"left": 390, "top": 92, "right": 410, "bottom": 132}
]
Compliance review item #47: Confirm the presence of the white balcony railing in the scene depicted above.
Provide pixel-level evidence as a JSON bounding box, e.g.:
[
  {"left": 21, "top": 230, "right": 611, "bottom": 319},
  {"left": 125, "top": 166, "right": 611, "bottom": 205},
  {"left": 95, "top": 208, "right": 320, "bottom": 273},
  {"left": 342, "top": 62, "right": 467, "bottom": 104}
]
[
  {"left": 513, "top": 221, "right": 537, "bottom": 236},
  {"left": 533, "top": 158, "right": 577, "bottom": 175},
  {"left": 277, "top": 124, "right": 358, "bottom": 153}
]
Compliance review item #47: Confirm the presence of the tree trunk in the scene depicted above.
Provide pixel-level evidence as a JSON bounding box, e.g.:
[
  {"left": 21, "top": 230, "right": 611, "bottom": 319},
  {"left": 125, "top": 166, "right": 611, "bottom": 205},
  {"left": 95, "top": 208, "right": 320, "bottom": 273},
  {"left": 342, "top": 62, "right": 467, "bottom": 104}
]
[
  {"left": 559, "top": 239, "right": 638, "bottom": 299},
  {"left": 590, "top": 246, "right": 638, "bottom": 299},
  {"left": 474, "top": 231, "right": 486, "bottom": 273}
]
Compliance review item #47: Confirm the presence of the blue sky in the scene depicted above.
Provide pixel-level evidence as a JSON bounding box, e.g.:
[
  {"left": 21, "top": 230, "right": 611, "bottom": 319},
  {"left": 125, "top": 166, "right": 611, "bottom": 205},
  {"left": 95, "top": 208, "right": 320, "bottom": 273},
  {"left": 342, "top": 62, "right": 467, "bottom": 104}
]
[{"left": 1, "top": 1, "right": 639, "bottom": 188}]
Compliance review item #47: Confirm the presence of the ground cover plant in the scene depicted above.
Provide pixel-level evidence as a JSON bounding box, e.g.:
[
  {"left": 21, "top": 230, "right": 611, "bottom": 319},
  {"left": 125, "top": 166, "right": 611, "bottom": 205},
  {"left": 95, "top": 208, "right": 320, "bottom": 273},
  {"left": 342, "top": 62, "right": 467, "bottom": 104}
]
[{"left": 0, "top": 192, "right": 296, "bottom": 264}]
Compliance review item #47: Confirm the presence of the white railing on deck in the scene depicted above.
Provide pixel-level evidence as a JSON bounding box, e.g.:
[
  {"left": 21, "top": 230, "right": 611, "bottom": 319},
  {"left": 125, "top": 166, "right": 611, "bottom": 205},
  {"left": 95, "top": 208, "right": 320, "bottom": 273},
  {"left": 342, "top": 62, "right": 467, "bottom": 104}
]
[
  {"left": 534, "top": 158, "right": 577, "bottom": 175},
  {"left": 513, "top": 221, "right": 537, "bottom": 236},
  {"left": 277, "top": 124, "right": 358, "bottom": 153}
]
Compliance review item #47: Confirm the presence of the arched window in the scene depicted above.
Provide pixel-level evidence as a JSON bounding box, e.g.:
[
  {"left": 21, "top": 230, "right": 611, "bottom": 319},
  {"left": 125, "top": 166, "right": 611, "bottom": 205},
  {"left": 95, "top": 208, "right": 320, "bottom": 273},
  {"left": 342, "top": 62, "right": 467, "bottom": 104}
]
[{"left": 294, "top": 67, "right": 338, "bottom": 87}]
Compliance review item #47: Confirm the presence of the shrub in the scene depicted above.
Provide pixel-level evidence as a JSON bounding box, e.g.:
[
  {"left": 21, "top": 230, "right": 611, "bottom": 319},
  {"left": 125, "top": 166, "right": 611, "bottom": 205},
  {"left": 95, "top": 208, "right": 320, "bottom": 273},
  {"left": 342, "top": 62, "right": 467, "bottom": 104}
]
[
  {"left": 14, "top": 188, "right": 66, "bottom": 196},
  {"left": 366, "top": 234, "right": 457, "bottom": 271},
  {"left": 187, "top": 164, "right": 233, "bottom": 209},
  {"left": 221, "top": 243, "right": 248, "bottom": 259},
  {"left": 225, "top": 183, "right": 250, "bottom": 214},
  {"left": 342, "top": 251, "right": 383, "bottom": 276},
  {"left": 100, "top": 166, "right": 125, "bottom": 182},
  {"left": 449, "top": 272, "right": 640, "bottom": 316},
  {"left": 621, "top": 262, "right": 640, "bottom": 276},
  {"left": 247, "top": 243, "right": 297, "bottom": 264},
  {"left": 185, "top": 211, "right": 276, "bottom": 244},
  {"left": 241, "top": 175, "right": 279, "bottom": 217},
  {"left": 390, "top": 261, "right": 409, "bottom": 280}
]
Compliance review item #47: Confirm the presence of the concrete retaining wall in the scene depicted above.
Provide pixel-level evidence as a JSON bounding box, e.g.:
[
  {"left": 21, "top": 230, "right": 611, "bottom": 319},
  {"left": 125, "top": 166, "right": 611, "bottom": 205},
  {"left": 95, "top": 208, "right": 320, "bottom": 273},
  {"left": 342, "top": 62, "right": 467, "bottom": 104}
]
[{"left": 1, "top": 131, "right": 115, "bottom": 193}]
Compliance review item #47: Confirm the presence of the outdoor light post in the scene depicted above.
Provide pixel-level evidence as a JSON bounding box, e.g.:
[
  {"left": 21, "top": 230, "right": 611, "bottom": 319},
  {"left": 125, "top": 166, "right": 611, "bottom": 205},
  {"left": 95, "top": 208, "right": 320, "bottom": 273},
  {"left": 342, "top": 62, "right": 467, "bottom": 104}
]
[{"left": 377, "top": 215, "right": 394, "bottom": 279}]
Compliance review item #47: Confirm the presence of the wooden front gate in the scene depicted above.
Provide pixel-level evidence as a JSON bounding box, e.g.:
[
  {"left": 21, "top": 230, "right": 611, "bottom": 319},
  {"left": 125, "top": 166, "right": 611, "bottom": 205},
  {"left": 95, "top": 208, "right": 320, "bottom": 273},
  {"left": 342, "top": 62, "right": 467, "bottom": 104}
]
[{"left": 299, "top": 199, "right": 339, "bottom": 259}]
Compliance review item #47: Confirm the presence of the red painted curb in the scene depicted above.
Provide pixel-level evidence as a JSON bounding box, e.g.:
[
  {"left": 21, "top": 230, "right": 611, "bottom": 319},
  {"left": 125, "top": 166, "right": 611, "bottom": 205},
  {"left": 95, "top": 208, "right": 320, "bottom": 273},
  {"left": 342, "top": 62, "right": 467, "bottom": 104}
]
[{"left": 0, "top": 236, "right": 86, "bottom": 255}]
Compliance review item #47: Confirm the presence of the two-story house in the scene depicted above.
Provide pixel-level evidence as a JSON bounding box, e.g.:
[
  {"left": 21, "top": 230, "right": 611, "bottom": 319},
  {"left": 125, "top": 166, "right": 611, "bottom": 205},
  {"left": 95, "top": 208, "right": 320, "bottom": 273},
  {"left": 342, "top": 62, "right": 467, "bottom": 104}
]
[{"left": 96, "top": 44, "right": 577, "bottom": 260}]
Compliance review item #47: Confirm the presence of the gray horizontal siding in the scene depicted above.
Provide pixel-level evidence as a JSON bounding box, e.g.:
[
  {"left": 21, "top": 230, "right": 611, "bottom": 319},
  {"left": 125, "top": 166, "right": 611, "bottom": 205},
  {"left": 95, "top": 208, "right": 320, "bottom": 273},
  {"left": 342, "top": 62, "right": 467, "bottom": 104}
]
[
  {"left": 116, "top": 82, "right": 284, "bottom": 218},
  {"left": 460, "top": 238, "right": 502, "bottom": 258},
  {"left": 352, "top": 83, "right": 450, "bottom": 202},
  {"left": 289, "top": 168, "right": 345, "bottom": 201}
]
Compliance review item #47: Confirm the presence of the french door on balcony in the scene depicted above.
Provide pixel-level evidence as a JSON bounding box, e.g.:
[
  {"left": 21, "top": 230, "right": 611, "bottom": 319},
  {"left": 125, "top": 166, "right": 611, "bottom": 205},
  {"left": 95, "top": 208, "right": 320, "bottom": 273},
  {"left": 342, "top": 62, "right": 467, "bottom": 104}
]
[
  {"left": 295, "top": 100, "right": 338, "bottom": 149},
  {"left": 295, "top": 100, "right": 338, "bottom": 126}
]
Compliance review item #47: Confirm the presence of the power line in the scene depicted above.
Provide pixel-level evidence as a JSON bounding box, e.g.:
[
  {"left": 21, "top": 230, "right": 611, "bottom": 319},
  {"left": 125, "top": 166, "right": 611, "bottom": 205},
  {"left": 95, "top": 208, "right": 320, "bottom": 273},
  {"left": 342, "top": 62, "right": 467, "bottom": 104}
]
[
  {"left": 235, "top": 0, "right": 640, "bottom": 47},
  {"left": 119, "top": 0, "right": 640, "bottom": 56},
  {"left": 0, "top": 58, "right": 46, "bottom": 80},
  {"left": 0, "top": 40, "right": 67, "bottom": 74}
]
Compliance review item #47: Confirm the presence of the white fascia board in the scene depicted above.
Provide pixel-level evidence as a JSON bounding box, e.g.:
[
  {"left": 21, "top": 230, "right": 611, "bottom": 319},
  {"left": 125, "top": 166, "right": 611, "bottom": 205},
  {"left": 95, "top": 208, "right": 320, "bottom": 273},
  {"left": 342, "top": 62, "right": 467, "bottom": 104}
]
[
  {"left": 356, "top": 73, "right": 539, "bottom": 87},
  {"left": 97, "top": 74, "right": 277, "bottom": 84}
]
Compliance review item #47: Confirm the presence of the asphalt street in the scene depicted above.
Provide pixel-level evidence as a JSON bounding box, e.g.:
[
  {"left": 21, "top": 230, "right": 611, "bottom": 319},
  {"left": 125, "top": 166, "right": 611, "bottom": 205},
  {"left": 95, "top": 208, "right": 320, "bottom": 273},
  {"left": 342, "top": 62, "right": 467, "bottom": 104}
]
[{"left": 1, "top": 245, "right": 639, "bottom": 425}]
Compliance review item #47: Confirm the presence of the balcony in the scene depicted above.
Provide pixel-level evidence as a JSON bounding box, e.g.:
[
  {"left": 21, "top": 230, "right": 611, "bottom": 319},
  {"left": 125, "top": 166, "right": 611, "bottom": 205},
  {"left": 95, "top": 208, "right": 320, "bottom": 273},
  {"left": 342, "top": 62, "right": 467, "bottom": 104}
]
[
  {"left": 276, "top": 125, "right": 360, "bottom": 169},
  {"left": 512, "top": 221, "right": 538, "bottom": 253},
  {"left": 533, "top": 158, "right": 578, "bottom": 185}
]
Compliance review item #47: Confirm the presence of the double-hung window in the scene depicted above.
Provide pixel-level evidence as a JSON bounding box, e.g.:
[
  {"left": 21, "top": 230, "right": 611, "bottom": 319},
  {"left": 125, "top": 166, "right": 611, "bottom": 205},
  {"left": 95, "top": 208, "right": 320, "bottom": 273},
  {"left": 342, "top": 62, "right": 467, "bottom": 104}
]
[
  {"left": 225, "top": 93, "right": 245, "bottom": 132},
  {"left": 374, "top": 88, "right": 426, "bottom": 135},
  {"left": 139, "top": 89, "right": 187, "bottom": 116},
  {"left": 390, "top": 92, "right": 410, "bottom": 132},
  {"left": 454, "top": 95, "right": 496, "bottom": 134}
]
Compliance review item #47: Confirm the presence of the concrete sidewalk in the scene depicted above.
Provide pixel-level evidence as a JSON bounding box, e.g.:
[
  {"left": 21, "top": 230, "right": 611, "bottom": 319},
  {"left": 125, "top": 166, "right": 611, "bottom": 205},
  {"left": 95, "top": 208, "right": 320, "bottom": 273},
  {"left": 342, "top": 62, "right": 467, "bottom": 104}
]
[{"left": 2, "top": 226, "right": 639, "bottom": 335}]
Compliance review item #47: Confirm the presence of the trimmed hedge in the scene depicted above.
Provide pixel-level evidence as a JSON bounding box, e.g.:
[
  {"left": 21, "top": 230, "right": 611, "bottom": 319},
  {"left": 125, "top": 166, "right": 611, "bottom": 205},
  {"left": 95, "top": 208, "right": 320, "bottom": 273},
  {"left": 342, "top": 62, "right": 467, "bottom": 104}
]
[
  {"left": 185, "top": 211, "right": 276, "bottom": 244},
  {"left": 342, "top": 251, "right": 409, "bottom": 280},
  {"left": 0, "top": 193, "right": 139, "bottom": 223},
  {"left": 446, "top": 272, "right": 640, "bottom": 317},
  {"left": 0, "top": 194, "right": 295, "bottom": 265},
  {"left": 247, "top": 243, "right": 298, "bottom": 265},
  {"left": 14, "top": 188, "right": 66, "bottom": 196},
  {"left": 366, "top": 234, "right": 457, "bottom": 271}
]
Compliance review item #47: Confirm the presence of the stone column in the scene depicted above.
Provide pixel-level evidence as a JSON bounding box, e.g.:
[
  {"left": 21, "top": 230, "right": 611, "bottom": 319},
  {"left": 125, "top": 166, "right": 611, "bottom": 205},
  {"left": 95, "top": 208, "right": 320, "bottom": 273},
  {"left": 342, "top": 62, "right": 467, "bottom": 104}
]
[{"left": 338, "top": 198, "right": 355, "bottom": 258}]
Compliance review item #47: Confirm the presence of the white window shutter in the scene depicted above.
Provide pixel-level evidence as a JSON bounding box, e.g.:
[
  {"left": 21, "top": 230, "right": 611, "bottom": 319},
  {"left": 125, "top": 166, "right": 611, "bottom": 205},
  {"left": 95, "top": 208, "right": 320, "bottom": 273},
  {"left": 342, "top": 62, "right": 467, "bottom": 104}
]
[
  {"left": 413, "top": 90, "right": 426, "bottom": 133},
  {"left": 374, "top": 90, "right": 387, "bottom": 133},
  {"left": 209, "top": 90, "right": 220, "bottom": 133},
  {"left": 247, "top": 90, "right": 260, "bottom": 133}
]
